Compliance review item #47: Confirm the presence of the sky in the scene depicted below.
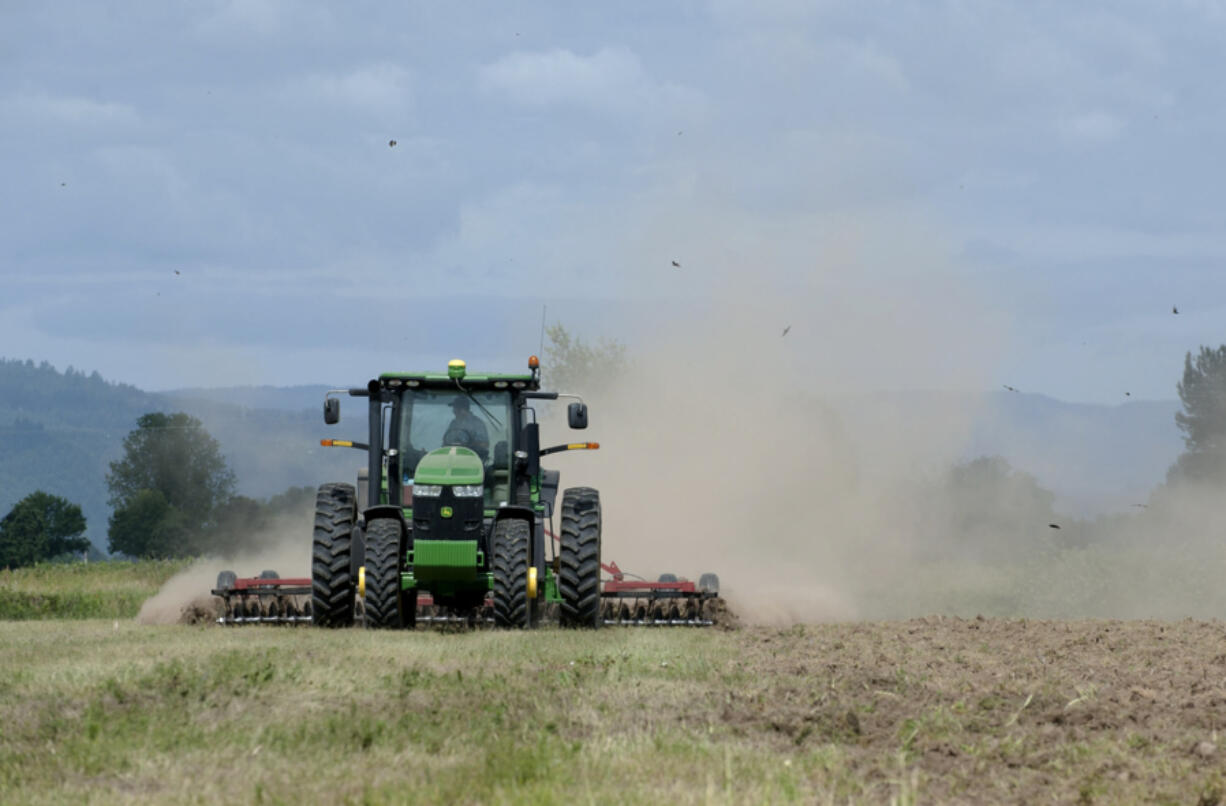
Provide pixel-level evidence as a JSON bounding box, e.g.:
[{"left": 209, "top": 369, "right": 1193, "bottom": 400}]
[{"left": 2, "top": 0, "right": 1225, "bottom": 402}]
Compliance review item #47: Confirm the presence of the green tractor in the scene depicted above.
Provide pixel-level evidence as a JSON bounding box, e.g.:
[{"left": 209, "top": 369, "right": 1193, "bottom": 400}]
[{"left": 311, "top": 356, "right": 603, "bottom": 629}]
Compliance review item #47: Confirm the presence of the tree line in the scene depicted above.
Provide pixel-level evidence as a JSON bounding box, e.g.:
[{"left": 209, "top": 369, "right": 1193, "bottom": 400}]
[{"left": 2, "top": 411, "right": 314, "bottom": 567}]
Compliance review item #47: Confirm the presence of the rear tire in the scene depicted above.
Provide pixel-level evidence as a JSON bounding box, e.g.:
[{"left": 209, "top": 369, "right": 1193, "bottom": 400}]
[
  {"left": 559, "top": 487, "right": 602, "bottom": 628},
  {"left": 364, "top": 519, "right": 413, "bottom": 629},
  {"left": 492, "top": 519, "right": 531, "bottom": 628},
  {"left": 311, "top": 483, "right": 357, "bottom": 627}
]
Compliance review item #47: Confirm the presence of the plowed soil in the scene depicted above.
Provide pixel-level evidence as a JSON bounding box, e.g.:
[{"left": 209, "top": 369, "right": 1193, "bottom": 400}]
[{"left": 713, "top": 617, "right": 1226, "bottom": 804}]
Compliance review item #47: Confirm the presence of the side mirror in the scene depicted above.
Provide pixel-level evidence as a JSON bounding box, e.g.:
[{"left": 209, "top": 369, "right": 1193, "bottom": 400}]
[
  {"left": 324, "top": 398, "right": 340, "bottom": 425},
  {"left": 567, "top": 402, "right": 588, "bottom": 429},
  {"left": 522, "top": 423, "right": 540, "bottom": 477}
]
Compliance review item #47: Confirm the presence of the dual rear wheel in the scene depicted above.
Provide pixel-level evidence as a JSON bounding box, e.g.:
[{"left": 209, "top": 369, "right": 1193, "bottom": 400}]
[{"left": 492, "top": 486, "right": 603, "bottom": 629}]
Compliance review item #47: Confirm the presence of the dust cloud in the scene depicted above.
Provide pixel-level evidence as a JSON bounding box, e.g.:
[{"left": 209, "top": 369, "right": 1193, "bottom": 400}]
[
  {"left": 539, "top": 195, "right": 1223, "bottom": 624},
  {"left": 542, "top": 204, "right": 1008, "bottom": 625},
  {"left": 137, "top": 510, "right": 312, "bottom": 625}
]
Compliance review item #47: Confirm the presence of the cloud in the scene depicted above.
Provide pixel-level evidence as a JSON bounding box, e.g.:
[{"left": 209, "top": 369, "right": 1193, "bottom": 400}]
[
  {"left": 5, "top": 93, "right": 142, "bottom": 131},
  {"left": 479, "top": 47, "right": 698, "bottom": 117},
  {"left": 1057, "top": 110, "right": 1125, "bottom": 143},
  {"left": 288, "top": 62, "right": 413, "bottom": 113},
  {"left": 196, "top": 0, "right": 291, "bottom": 36}
]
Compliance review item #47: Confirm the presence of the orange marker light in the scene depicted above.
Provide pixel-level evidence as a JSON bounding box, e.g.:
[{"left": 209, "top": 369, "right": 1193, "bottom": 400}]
[
  {"left": 588, "top": 442, "right": 600, "bottom": 450},
  {"left": 320, "top": 439, "right": 333, "bottom": 447},
  {"left": 528, "top": 355, "right": 540, "bottom": 369}
]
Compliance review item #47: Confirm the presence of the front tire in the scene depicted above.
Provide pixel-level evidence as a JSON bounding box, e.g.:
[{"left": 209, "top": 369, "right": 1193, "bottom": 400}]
[
  {"left": 492, "top": 518, "right": 531, "bottom": 628},
  {"left": 311, "top": 483, "right": 356, "bottom": 627},
  {"left": 364, "top": 519, "right": 413, "bottom": 629},
  {"left": 559, "top": 487, "right": 602, "bottom": 628}
]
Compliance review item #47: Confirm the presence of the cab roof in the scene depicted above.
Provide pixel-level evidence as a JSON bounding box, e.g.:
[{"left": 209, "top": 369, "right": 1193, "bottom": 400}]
[{"left": 377, "top": 371, "right": 539, "bottom": 391}]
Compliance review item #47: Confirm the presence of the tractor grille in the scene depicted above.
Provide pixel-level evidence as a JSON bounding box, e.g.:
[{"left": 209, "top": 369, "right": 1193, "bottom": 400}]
[{"left": 411, "top": 486, "right": 483, "bottom": 539}]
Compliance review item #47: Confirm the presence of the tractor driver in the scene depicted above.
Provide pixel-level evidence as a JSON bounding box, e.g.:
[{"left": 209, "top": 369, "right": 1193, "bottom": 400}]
[{"left": 443, "top": 396, "right": 490, "bottom": 460}]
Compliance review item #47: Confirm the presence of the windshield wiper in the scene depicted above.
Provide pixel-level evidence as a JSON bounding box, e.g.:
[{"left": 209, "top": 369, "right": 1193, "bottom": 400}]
[{"left": 454, "top": 381, "right": 503, "bottom": 429}]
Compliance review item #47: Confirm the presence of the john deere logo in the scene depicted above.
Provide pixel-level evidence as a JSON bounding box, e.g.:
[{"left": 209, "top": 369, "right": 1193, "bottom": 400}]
[{"left": 440, "top": 506, "right": 453, "bottom": 519}]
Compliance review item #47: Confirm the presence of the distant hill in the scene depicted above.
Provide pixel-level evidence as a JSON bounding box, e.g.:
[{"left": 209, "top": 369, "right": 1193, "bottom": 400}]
[
  {"left": 0, "top": 360, "right": 359, "bottom": 554},
  {"left": 0, "top": 360, "right": 1188, "bottom": 554},
  {"left": 833, "top": 390, "right": 1183, "bottom": 516},
  {"left": 162, "top": 385, "right": 334, "bottom": 413},
  {"left": 968, "top": 391, "right": 1182, "bottom": 515}
]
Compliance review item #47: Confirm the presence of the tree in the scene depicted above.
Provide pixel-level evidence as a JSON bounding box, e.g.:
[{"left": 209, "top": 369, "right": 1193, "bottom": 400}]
[
  {"left": 940, "top": 456, "right": 1059, "bottom": 559},
  {"left": 542, "top": 323, "right": 629, "bottom": 395},
  {"left": 107, "top": 489, "right": 187, "bottom": 558},
  {"left": 106, "top": 412, "right": 235, "bottom": 557},
  {"left": 1170, "top": 345, "right": 1226, "bottom": 485},
  {"left": 0, "top": 491, "right": 88, "bottom": 569}
]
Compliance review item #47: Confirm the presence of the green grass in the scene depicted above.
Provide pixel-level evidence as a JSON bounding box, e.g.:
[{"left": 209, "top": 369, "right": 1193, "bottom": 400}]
[
  {"left": 0, "top": 623, "right": 823, "bottom": 805},
  {"left": 0, "top": 559, "right": 189, "bottom": 619}
]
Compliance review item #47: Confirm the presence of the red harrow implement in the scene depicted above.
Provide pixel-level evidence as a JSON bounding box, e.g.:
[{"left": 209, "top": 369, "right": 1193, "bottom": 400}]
[
  {"left": 213, "top": 551, "right": 722, "bottom": 628},
  {"left": 596, "top": 561, "right": 721, "bottom": 626},
  {"left": 212, "top": 570, "right": 313, "bottom": 625}
]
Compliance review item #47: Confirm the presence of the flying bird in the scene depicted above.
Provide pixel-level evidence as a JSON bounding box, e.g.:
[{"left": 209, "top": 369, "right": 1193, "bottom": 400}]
[
  {"left": 1003, "top": 385, "right": 1019, "bottom": 393},
  {"left": 1125, "top": 391, "right": 1131, "bottom": 396},
  {"left": 1048, "top": 523, "right": 1061, "bottom": 530},
  {"left": 671, "top": 260, "right": 681, "bottom": 268},
  {"left": 781, "top": 325, "right": 791, "bottom": 337},
  {"left": 388, "top": 139, "right": 397, "bottom": 148},
  {"left": 1173, "top": 305, "right": 1179, "bottom": 314},
  {"left": 174, "top": 270, "right": 180, "bottom": 276},
  {"left": 60, "top": 182, "right": 66, "bottom": 187}
]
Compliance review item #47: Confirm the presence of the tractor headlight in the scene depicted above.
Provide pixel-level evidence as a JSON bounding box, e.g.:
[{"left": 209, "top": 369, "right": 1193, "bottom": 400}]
[
  {"left": 453, "top": 484, "right": 484, "bottom": 498},
  {"left": 413, "top": 485, "right": 442, "bottom": 498}
]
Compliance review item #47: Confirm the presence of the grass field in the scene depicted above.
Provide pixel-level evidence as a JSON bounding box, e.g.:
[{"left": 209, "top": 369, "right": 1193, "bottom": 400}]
[
  {"left": 0, "top": 560, "right": 190, "bottom": 620},
  {"left": 3, "top": 614, "right": 1226, "bottom": 805}
]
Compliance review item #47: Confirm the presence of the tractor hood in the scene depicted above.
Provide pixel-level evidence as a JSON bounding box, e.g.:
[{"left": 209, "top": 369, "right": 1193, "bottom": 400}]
[{"left": 413, "top": 447, "right": 485, "bottom": 486}]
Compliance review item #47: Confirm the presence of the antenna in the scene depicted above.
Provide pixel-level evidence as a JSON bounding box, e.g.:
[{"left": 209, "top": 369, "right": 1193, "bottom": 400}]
[{"left": 538, "top": 304, "right": 547, "bottom": 358}]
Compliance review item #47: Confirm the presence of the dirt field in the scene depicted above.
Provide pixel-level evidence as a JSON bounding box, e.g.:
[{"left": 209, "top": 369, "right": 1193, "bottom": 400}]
[{"left": 2, "top": 617, "right": 1225, "bottom": 804}]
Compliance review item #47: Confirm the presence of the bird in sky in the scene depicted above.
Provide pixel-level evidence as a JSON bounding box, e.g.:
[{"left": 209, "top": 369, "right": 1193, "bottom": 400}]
[
  {"left": 671, "top": 260, "right": 681, "bottom": 268},
  {"left": 781, "top": 325, "right": 791, "bottom": 337},
  {"left": 1173, "top": 305, "right": 1179, "bottom": 314},
  {"left": 1003, "top": 384, "right": 1019, "bottom": 393},
  {"left": 1125, "top": 391, "right": 1131, "bottom": 396},
  {"left": 388, "top": 139, "right": 397, "bottom": 148},
  {"left": 174, "top": 270, "right": 180, "bottom": 275},
  {"left": 1048, "top": 523, "right": 1061, "bottom": 530}
]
